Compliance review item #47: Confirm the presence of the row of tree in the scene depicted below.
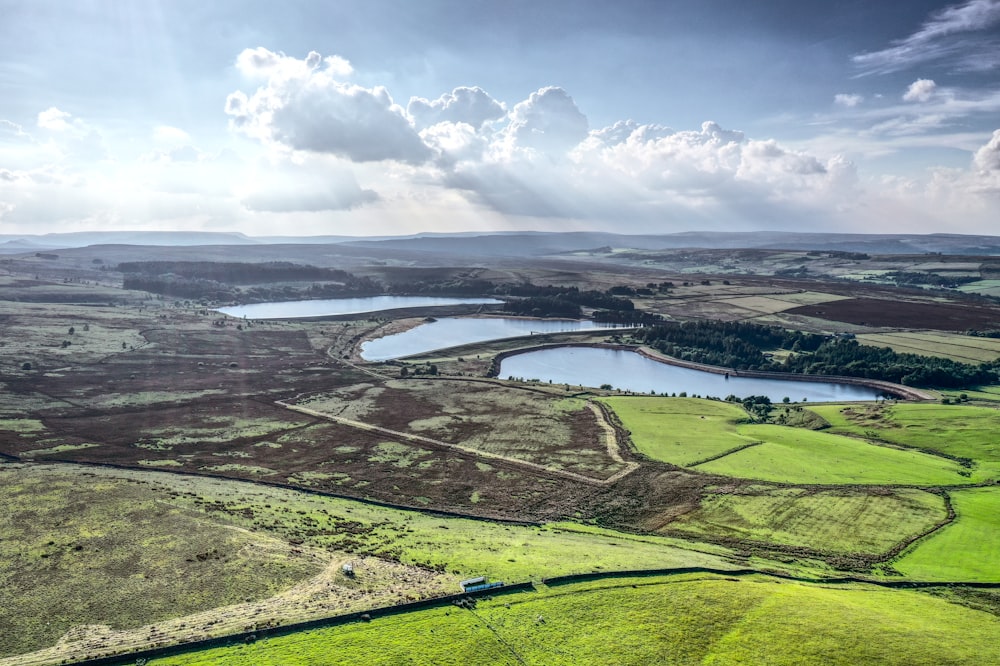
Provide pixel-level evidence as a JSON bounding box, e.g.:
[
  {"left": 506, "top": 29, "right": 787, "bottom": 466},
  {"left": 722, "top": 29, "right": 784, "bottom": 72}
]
[{"left": 635, "top": 320, "right": 998, "bottom": 388}]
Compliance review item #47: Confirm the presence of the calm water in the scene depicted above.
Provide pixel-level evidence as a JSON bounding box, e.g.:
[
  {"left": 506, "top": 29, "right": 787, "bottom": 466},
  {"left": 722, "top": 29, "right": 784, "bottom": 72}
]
[
  {"left": 361, "top": 317, "right": 628, "bottom": 361},
  {"left": 216, "top": 296, "right": 503, "bottom": 319},
  {"left": 499, "top": 347, "right": 882, "bottom": 403}
]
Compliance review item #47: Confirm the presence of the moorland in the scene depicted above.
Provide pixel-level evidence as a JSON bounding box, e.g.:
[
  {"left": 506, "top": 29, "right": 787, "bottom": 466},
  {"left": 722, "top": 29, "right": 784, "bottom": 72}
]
[{"left": 2, "top": 231, "right": 1000, "bottom": 665}]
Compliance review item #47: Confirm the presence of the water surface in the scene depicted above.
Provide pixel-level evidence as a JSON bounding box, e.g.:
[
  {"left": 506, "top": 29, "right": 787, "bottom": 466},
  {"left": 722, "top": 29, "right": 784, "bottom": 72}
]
[
  {"left": 499, "top": 347, "right": 882, "bottom": 403},
  {"left": 217, "top": 296, "right": 502, "bottom": 319},
  {"left": 361, "top": 317, "right": 626, "bottom": 361}
]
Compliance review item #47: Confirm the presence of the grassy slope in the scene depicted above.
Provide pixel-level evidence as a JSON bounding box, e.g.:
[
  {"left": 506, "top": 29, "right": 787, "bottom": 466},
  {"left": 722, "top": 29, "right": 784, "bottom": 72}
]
[
  {"left": 666, "top": 487, "right": 947, "bottom": 554},
  {"left": 599, "top": 397, "right": 755, "bottom": 465},
  {"left": 696, "top": 425, "right": 973, "bottom": 485},
  {"left": 0, "top": 463, "right": 742, "bottom": 660},
  {"left": 895, "top": 487, "right": 1000, "bottom": 581},
  {"left": 153, "top": 576, "right": 1000, "bottom": 666},
  {"left": 0, "top": 466, "right": 322, "bottom": 657},
  {"left": 809, "top": 403, "right": 1000, "bottom": 467}
]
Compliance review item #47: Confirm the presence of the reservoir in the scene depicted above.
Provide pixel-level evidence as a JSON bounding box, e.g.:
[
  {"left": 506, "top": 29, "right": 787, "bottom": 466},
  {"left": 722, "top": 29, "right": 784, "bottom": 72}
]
[
  {"left": 361, "top": 317, "right": 627, "bottom": 361},
  {"left": 217, "top": 296, "right": 503, "bottom": 319},
  {"left": 499, "top": 347, "right": 882, "bottom": 403}
]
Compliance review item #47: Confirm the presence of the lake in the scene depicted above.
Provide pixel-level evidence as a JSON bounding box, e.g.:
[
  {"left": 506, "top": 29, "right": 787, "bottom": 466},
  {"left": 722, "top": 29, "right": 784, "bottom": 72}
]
[
  {"left": 360, "top": 317, "right": 628, "bottom": 361},
  {"left": 499, "top": 346, "right": 882, "bottom": 402},
  {"left": 216, "top": 296, "right": 503, "bottom": 319}
]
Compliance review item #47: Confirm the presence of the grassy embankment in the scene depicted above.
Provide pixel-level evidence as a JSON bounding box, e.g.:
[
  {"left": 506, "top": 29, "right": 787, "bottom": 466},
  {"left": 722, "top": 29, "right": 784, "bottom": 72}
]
[
  {"left": 0, "top": 463, "right": 737, "bottom": 662},
  {"left": 151, "top": 575, "right": 1000, "bottom": 666}
]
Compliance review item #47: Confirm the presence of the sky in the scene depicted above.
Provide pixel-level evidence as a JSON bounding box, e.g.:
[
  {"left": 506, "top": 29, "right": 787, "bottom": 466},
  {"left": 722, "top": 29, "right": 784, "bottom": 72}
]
[{"left": 1, "top": 0, "right": 1000, "bottom": 238}]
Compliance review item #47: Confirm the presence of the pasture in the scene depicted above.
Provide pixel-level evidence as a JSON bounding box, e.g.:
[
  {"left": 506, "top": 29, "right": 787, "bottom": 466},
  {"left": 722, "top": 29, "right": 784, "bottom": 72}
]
[
  {"left": 855, "top": 331, "right": 1000, "bottom": 363},
  {"left": 599, "top": 397, "right": 755, "bottom": 466},
  {"left": 694, "top": 424, "right": 973, "bottom": 485},
  {"left": 894, "top": 487, "right": 1000, "bottom": 582},
  {"left": 150, "top": 575, "right": 1000, "bottom": 666},
  {"left": 665, "top": 487, "right": 947, "bottom": 556},
  {"left": 809, "top": 403, "right": 1000, "bottom": 468}
]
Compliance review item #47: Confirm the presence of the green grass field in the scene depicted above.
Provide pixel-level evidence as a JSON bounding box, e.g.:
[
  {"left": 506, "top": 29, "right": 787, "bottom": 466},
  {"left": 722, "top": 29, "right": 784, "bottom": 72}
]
[
  {"left": 599, "top": 397, "right": 755, "bottom": 465},
  {"left": 855, "top": 331, "right": 1000, "bottom": 363},
  {"left": 894, "top": 487, "right": 1000, "bottom": 582},
  {"left": 809, "top": 403, "right": 1000, "bottom": 467},
  {"left": 666, "top": 487, "right": 946, "bottom": 555},
  {"left": 695, "top": 425, "right": 973, "bottom": 485},
  {"left": 151, "top": 575, "right": 1000, "bottom": 666}
]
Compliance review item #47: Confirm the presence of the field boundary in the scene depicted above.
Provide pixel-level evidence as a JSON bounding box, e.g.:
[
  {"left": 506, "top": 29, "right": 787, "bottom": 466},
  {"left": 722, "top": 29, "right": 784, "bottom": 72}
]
[{"left": 50, "top": 566, "right": 1000, "bottom": 666}]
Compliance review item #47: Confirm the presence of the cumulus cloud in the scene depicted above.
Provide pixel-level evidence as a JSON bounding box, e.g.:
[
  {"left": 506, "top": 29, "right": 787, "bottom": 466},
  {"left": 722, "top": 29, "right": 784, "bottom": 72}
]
[
  {"left": 974, "top": 129, "right": 1000, "bottom": 171},
  {"left": 834, "top": 93, "right": 864, "bottom": 107},
  {"left": 408, "top": 86, "right": 506, "bottom": 130},
  {"left": 904, "top": 79, "right": 938, "bottom": 102},
  {"left": 37, "top": 107, "right": 73, "bottom": 131},
  {"left": 498, "top": 87, "right": 589, "bottom": 156},
  {"left": 226, "top": 48, "right": 429, "bottom": 163},
  {"left": 853, "top": 0, "right": 1000, "bottom": 74}
]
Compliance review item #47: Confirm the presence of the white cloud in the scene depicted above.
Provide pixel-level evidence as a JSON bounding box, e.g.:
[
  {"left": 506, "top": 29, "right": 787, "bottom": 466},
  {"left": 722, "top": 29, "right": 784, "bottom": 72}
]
[
  {"left": 408, "top": 86, "right": 506, "bottom": 130},
  {"left": 497, "top": 86, "right": 589, "bottom": 156},
  {"left": 903, "top": 79, "right": 938, "bottom": 102},
  {"left": 227, "top": 48, "right": 429, "bottom": 163},
  {"left": 853, "top": 0, "right": 1000, "bottom": 74},
  {"left": 37, "top": 107, "right": 73, "bottom": 131},
  {"left": 834, "top": 93, "right": 864, "bottom": 107},
  {"left": 974, "top": 129, "right": 1000, "bottom": 171}
]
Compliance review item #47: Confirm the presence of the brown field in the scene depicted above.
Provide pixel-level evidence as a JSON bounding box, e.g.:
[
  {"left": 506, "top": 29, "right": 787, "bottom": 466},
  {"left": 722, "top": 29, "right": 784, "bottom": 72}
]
[{"left": 785, "top": 297, "right": 1000, "bottom": 331}]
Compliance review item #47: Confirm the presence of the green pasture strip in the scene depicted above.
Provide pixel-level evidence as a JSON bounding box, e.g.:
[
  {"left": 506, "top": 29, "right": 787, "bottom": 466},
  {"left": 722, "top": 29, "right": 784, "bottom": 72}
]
[
  {"left": 958, "top": 279, "right": 1000, "bottom": 297},
  {"left": 0, "top": 418, "right": 47, "bottom": 434},
  {"left": 599, "top": 397, "right": 756, "bottom": 466},
  {"left": 711, "top": 296, "right": 797, "bottom": 315},
  {"left": 940, "top": 385, "right": 1000, "bottom": 403},
  {"left": 809, "top": 403, "right": 1000, "bottom": 464},
  {"left": 666, "top": 487, "right": 947, "bottom": 555},
  {"left": 152, "top": 575, "right": 1000, "bottom": 666},
  {"left": 696, "top": 425, "right": 972, "bottom": 485},
  {"left": 855, "top": 331, "right": 1000, "bottom": 363},
  {"left": 766, "top": 291, "right": 852, "bottom": 305},
  {"left": 894, "top": 487, "right": 1000, "bottom": 582}
]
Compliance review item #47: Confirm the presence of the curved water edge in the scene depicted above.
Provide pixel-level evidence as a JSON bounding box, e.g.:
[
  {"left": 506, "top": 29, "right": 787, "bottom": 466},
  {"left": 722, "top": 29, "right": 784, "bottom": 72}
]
[
  {"left": 360, "top": 316, "right": 631, "bottom": 361},
  {"left": 496, "top": 345, "right": 927, "bottom": 402},
  {"left": 216, "top": 296, "right": 503, "bottom": 319}
]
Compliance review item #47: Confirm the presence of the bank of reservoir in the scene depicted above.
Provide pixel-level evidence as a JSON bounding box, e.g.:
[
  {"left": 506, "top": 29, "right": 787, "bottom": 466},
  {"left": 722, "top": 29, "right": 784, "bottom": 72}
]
[
  {"left": 217, "top": 296, "right": 503, "bottom": 319},
  {"left": 499, "top": 346, "right": 882, "bottom": 402}
]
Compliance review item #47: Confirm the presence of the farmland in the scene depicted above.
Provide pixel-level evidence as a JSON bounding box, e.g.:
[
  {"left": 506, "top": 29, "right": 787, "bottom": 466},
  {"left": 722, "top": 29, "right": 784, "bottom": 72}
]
[
  {"left": 664, "top": 486, "right": 947, "bottom": 555},
  {"left": 151, "top": 575, "right": 1000, "bottom": 666},
  {"left": 894, "top": 487, "right": 1000, "bottom": 582},
  {"left": 695, "top": 424, "right": 978, "bottom": 485},
  {"left": 2, "top": 236, "right": 1000, "bottom": 664},
  {"left": 855, "top": 331, "right": 1000, "bottom": 363}
]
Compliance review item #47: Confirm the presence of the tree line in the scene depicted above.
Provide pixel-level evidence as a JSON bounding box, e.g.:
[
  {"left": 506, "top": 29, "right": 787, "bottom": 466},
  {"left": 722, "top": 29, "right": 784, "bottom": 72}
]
[{"left": 636, "top": 320, "right": 997, "bottom": 388}]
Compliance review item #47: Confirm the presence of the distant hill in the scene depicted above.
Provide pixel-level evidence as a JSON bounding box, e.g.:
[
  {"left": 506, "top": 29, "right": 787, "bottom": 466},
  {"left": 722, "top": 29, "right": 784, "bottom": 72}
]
[
  {"left": 2, "top": 230, "right": 998, "bottom": 256},
  {"left": 343, "top": 231, "right": 1000, "bottom": 257}
]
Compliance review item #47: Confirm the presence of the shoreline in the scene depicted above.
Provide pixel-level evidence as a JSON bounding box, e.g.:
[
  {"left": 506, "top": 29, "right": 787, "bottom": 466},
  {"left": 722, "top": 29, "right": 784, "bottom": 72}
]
[{"left": 490, "top": 342, "right": 934, "bottom": 401}]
